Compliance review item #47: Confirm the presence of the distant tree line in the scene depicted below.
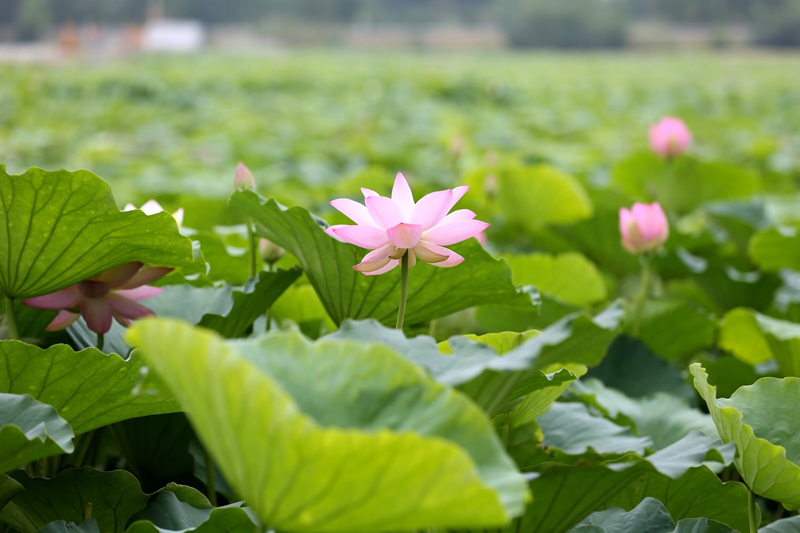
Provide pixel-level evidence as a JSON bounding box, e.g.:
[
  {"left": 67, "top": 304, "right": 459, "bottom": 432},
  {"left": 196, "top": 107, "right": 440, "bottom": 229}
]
[{"left": 1, "top": 0, "right": 799, "bottom": 47}]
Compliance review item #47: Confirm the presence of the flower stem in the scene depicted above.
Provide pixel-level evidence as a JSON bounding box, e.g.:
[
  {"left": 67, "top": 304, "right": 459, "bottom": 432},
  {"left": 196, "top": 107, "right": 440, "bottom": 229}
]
[
  {"left": 205, "top": 448, "right": 217, "bottom": 506},
  {"left": 96, "top": 333, "right": 104, "bottom": 352},
  {"left": 748, "top": 489, "right": 759, "bottom": 533},
  {"left": 246, "top": 218, "right": 257, "bottom": 279},
  {"left": 4, "top": 297, "right": 18, "bottom": 340},
  {"left": 632, "top": 254, "right": 651, "bottom": 337},
  {"left": 265, "top": 262, "right": 273, "bottom": 332},
  {"left": 395, "top": 252, "right": 409, "bottom": 330}
]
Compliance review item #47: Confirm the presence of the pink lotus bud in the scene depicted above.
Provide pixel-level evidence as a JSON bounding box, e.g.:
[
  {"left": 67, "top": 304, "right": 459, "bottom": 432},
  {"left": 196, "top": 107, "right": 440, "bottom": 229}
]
[
  {"left": 258, "top": 238, "right": 284, "bottom": 265},
  {"left": 234, "top": 162, "right": 256, "bottom": 190},
  {"left": 619, "top": 202, "right": 669, "bottom": 254},
  {"left": 649, "top": 117, "right": 691, "bottom": 158}
]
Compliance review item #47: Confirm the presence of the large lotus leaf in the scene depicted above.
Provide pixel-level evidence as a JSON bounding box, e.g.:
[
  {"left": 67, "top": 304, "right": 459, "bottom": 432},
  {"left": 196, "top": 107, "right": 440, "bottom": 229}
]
[
  {"left": 536, "top": 402, "right": 651, "bottom": 458},
  {"left": 691, "top": 364, "right": 800, "bottom": 509},
  {"left": 0, "top": 474, "right": 23, "bottom": 510},
  {"left": 496, "top": 165, "right": 593, "bottom": 228},
  {"left": 570, "top": 379, "right": 717, "bottom": 450},
  {"left": 195, "top": 268, "right": 300, "bottom": 338},
  {"left": 510, "top": 414, "right": 727, "bottom": 478},
  {"left": 229, "top": 191, "right": 538, "bottom": 326},
  {"left": 327, "top": 302, "right": 622, "bottom": 416},
  {"left": 517, "top": 463, "right": 748, "bottom": 533},
  {"left": 719, "top": 308, "right": 800, "bottom": 376},
  {"left": 568, "top": 498, "right": 734, "bottom": 533},
  {"left": 126, "top": 319, "right": 529, "bottom": 532},
  {"left": 636, "top": 300, "right": 716, "bottom": 362},
  {"left": 443, "top": 329, "right": 584, "bottom": 422},
  {"left": 554, "top": 210, "right": 640, "bottom": 278},
  {"left": 503, "top": 252, "right": 607, "bottom": 307},
  {"left": 612, "top": 153, "right": 759, "bottom": 213},
  {"left": 1, "top": 467, "right": 210, "bottom": 533},
  {"left": 108, "top": 414, "right": 196, "bottom": 493},
  {"left": 39, "top": 520, "right": 101, "bottom": 533},
  {"left": 126, "top": 493, "right": 255, "bottom": 533},
  {"left": 762, "top": 516, "right": 800, "bottom": 532},
  {"left": 694, "top": 354, "right": 765, "bottom": 399},
  {"left": 0, "top": 341, "right": 179, "bottom": 434},
  {"left": 587, "top": 335, "right": 694, "bottom": 402},
  {"left": 750, "top": 225, "right": 800, "bottom": 272},
  {"left": 0, "top": 392, "right": 74, "bottom": 473},
  {"left": 0, "top": 166, "right": 197, "bottom": 300},
  {"left": 672, "top": 250, "right": 781, "bottom": 312}
]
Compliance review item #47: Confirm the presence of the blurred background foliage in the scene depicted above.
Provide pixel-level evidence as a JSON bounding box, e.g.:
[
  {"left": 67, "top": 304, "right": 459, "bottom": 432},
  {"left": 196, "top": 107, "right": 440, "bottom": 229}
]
[{"left": 1, "top": 0, "right": 800, "bottom": 47}]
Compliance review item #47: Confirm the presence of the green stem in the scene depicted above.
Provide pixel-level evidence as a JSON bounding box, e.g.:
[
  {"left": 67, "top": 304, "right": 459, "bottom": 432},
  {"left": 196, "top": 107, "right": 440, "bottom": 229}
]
[
  {"left": 632, "top": 255, "right": 651, "bottom": 337},
  {"left": 96, "top": 333, "right": 104, "bottom": 352},
  {"left": 265, "top": 263, "right": 273, "bottom": 332},
  {"left": 5, "top": 297, "right": 18, "bottom": 340},
  {"left": 205, "top": 448, "right": 218, "bottom": 506},
  {"left": 749, "top": 490, "right": 759, "bottom": 533},
  {"left": 395, "top": 252, "right": 409, "bottom": 330},
  {"left": 246, "top": 218, "right": 257, "bottom": 279},
  {"left": 502, "top": 414, "right": 510, "bottom": 448}
]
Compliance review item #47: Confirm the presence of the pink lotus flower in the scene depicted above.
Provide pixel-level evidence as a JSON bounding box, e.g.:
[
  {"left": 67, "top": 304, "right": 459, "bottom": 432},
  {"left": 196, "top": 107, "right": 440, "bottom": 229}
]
[
  {"left": 22, "top": 262, "right": 171, "bottom": 334},
  {"left": 649, "top": 117, "right": 691, "bottom": 158},
  {"left": 619, "top": 202, "right": 669, "bottom": 254},
  {"left": 234, "top": 162, "right": 256, "bottom": 190},
  {"left": 326, "top": 173, "right": 489, "bottom": 275},
  {"left": 124, "top": 200, "right": 184, "bottom": 228}
]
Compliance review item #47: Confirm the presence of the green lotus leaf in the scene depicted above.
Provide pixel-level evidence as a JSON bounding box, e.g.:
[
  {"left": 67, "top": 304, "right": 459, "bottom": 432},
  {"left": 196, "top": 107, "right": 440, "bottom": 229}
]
[
  {"left": 517, "top": 462, "right": 748, "bottom": 533},
  {"left": 229, "top": 191, "right": 539, "bottom": 326},
  {"left": 0, "top": 166, "right": 197, "bottom": 301},
  {"left": 0, "top": 392, "right": 74, "bottom": 473},
  {"left": 2, "top": 467, "right": 210, "bottom": 533},
  {"left": 108, "top": 414, "right": 196, "bottom": 493},
  {"left": 568, "top": 497, "right": 734, "bottom": 533},
  {"left": 195, "top": 268, "right": 300, "bottom": 338},
  {"left": 635, "top": 300, "right": 716, "bottom": 362},
  {"left": 126, "top": 319, "right": 529, "bottom": 532},
  {"left": 0, "top": 474, "right": 23, "bottom": 510},
  {"left": 39, "top": 520, "right": 100, "bottom": 533},
  {"left": 0, "top": 341, "right": 179, "bottom": 434},
  {"left": 503, "top": 252, "right": 607, "bottom": 307},
  {"left": 612, "top": 153, "right": 759, "bottom": 213},
  {"left": 672, "top": 250, "right": 780, "bottom": 312},
  {"left": 761, "top": 515, "right": 800, "bottom": 532},
  {"left": 536, "top": 402, "right": 651, "bottom": 458},
  {"left": 327, "top": 302, "right": 621, "bottom": 416},
  {"left": 554, "top": 210, "right": 640, "bottom": 278},
  {"left": 749, "top": 225, "right": 800, "bottom": 272},
  {"left": 719, "top": 308, "right": 800, "bottom": 375},
  {"left": 587, "top": 335, "right": 694, "bottom": 402},
  {"left": 496, "top": 165, "right": 593, "bottom": 228},
  {"left": 570, "top": 379, "right": 717, "bottom": 450},
  {"left": 126, "top": 493, "right": 255, "bottom": 533},
  {"left": 691, "top": 363, "right": 800, "bottom": 509}
]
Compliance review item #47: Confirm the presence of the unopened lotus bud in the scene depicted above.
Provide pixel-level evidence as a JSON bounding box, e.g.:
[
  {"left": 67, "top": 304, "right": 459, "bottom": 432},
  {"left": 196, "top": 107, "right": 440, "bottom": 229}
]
[
  {"left": 234, "top": 162, "right": 256, "bottom": 191},
  {"left": 619, "top": 202, "right": 669, "bottom": 254},
  {"left": 649, "top": 117, "right": 691, "bottom": 158},
  {"left": 259, "top": 238, "right": 284, "bottom": 265}
]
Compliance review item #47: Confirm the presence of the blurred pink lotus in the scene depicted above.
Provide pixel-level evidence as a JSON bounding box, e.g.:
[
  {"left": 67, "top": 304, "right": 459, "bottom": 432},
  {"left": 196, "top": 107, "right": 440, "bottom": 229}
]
[
  {"left": 124, "top": 200, "right": 184, "bottom": 228},
  {"left": 326, "top": 173, "right": 488, "bottom": 275},
  {"left": 619, "top": 202, "right": 669, "bottom": 254},
  {"left": 649, "top": 117, "right": 691, "bottom": 158},
  {"left": 23, "top": 262, "right": 171, "bottom": 334},
  {"left": 234, "top": 162, "right": 256, "bottom": 190}
]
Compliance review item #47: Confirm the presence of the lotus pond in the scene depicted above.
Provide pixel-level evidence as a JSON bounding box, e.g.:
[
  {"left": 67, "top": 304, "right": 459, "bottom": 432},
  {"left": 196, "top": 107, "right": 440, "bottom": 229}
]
[{"left": 1, "top": 51, "right": 800, "bottom": 532}]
